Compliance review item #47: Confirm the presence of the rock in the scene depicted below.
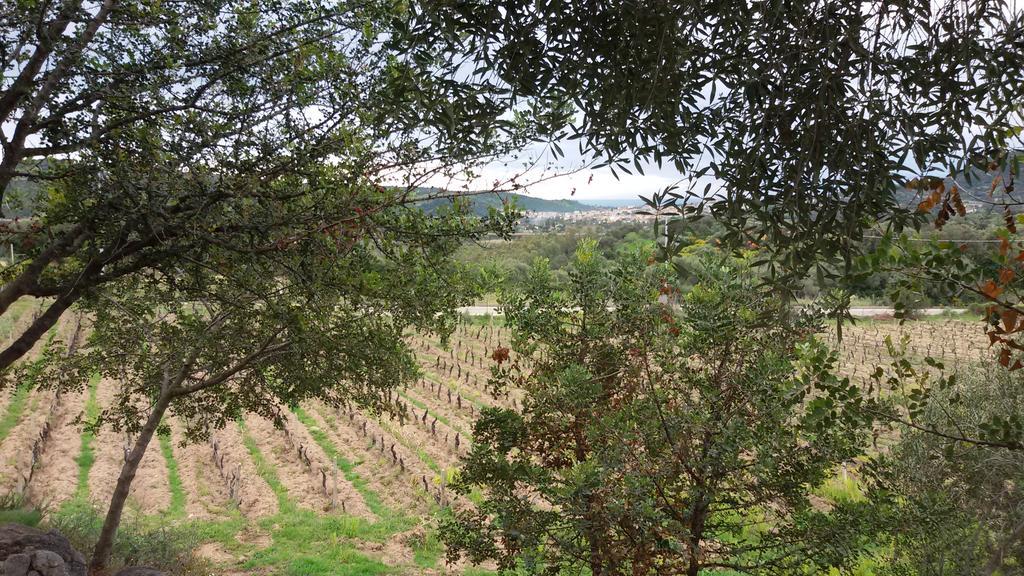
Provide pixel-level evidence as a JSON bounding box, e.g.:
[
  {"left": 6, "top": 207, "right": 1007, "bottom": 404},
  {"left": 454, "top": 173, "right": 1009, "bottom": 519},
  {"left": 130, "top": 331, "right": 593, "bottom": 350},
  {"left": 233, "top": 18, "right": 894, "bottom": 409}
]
[
  {"left": 4, "top": 552, "right": 32, "bottom": 576},
  {"left": 113, "top": 568, "right": 166, "bottom": 576},
  {"left": 0, "top": 524, "right": 85, "bottom": 576},
  {"left": 30, "top": 550, "right": 66, "bottom": 576}
]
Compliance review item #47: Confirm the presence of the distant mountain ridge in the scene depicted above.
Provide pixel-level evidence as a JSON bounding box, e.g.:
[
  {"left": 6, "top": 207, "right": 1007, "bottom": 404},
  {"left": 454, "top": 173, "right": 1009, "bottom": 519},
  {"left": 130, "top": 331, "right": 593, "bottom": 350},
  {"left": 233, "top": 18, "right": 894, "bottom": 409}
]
[{"left": 415, "top": 190, "right": 599, "bottom": 216}]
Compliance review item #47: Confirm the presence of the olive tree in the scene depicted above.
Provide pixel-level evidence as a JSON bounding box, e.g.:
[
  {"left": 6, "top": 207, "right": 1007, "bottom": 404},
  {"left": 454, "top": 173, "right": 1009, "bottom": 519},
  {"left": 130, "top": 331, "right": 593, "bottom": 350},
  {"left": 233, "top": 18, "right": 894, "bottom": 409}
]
[
  {"left": 856, "top": 364, "right": 1024, "bottom": 574},
  {"left": 416, "top": 0, "right": 1024, "bottom": 279},
  {"left": 43, "top": 170, "right": 513, "bottom": 570},
  {"left": 0, "top": 0, "right": 542, "bottom": 373}
]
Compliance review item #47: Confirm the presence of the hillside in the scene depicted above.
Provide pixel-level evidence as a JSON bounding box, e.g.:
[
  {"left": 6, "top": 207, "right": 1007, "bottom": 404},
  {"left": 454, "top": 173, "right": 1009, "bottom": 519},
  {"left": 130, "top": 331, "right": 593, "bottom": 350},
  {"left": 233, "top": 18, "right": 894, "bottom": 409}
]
[{"left": 416, "top": 191, "right": 598, "bottom": 216}]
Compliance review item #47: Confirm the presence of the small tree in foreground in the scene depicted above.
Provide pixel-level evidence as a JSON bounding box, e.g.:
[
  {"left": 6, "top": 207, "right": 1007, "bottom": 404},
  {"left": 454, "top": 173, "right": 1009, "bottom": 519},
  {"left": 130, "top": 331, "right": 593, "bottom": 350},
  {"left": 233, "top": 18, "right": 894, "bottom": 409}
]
[
  {"left": 44, "top": 180, "right": 512, "bottom": 573},
  {"left": 441, "top": 245, "right": 871, "bottom": 575}
]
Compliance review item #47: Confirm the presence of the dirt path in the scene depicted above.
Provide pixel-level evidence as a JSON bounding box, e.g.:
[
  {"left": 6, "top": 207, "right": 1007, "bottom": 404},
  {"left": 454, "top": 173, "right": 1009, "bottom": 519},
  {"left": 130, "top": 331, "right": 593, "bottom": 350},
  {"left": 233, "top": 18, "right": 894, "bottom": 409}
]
[{"left": 89, "top": 378, "right": 170, "bottom": 514}]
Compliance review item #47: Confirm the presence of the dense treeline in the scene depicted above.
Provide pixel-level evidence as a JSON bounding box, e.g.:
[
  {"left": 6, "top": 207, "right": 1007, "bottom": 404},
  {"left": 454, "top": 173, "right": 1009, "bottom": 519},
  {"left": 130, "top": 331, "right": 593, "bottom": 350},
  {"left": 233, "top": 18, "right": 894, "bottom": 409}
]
[{"left": 459, "top": 213, "right": 1006, "bottom": 307}]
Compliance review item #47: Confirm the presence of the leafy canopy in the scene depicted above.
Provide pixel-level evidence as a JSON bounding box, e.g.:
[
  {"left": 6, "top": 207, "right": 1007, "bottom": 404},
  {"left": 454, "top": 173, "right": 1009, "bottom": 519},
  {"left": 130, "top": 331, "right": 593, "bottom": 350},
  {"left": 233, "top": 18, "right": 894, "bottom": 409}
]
[
  {"left": 416, "top": 0, "right": 1024, "bottom": 278},
  {"left": 442, "top": 244, "right": 872, "bottom": 575},
  {"left": 0, "top": 0, "right": 542, "bottom": 374}
]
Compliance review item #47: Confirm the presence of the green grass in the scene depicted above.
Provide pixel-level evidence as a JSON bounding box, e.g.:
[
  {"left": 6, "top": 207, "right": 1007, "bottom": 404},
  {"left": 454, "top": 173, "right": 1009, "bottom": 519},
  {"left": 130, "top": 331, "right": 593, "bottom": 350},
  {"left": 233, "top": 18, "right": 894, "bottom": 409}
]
[
  {"left": 238, "top": 420, "right": 293, "bottom": 512},
  {"left": 816, "top": 469, "right": 866, "bottom": 504},
  {"left": 237, "top": 418, "right": 416, "bottom": 575},
  {"left": 0, "top": 298, "right": 35, "bottom": 340},
  {"left": 460, "top": 568, "right": 499, "bottom": 576},
  {"left": 0, "top": 492, "right": 42, "bottom": 527},
  {"left": 50, "top": 498, "right": 210, "bottom": 576},
  {"left": 0, "top": 506, "right": 43, "bottom": 526},
  {"left": 409, "top": 530, "right": 443, "bottom": 569},
  {"left": 74, "top": 373, "right": 101, "bottom": 500},
  {"left": 248, "top": 509, "right": 399, "bottom": 576},
  {"left": 255, "top": 545, "right": 393, "bottom": 576},
  {"left": 0, "top": 380, "right": 34, "bottom": 442},
  {"left": 158, "top": 432, "right": 187, "bottom": 519}
]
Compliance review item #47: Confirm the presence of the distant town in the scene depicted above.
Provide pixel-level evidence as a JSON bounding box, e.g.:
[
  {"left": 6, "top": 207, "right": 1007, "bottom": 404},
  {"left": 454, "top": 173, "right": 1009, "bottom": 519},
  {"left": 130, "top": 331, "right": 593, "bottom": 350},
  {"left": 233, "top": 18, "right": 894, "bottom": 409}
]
[{"left": 522, "top": 204, "right": 655, "bottom": 230}]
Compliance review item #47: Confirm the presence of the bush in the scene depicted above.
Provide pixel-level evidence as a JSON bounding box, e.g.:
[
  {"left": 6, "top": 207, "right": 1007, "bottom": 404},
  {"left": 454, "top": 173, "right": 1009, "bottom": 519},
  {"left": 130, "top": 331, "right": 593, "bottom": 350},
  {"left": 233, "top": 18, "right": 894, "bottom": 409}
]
[
  {"left": 46, "top": 501, "right": 208, "bottom": 576},
  {"left": 864, "top": 366, "right": 1024, "bottom": 575}
]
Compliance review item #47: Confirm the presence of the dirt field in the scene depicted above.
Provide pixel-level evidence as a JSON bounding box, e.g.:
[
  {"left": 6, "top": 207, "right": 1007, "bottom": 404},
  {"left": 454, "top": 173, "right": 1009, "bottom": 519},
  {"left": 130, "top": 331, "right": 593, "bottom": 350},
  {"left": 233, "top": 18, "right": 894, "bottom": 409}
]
[{"left": 0, "top": 317, "right": 992, "bottom": 575}]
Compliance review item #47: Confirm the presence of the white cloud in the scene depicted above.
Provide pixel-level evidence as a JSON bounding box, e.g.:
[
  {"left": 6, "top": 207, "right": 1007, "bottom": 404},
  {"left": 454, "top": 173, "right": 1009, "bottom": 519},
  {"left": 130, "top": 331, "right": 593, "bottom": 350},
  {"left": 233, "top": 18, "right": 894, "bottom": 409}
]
[{"left": 416, "top": 154, "right": 687, "bottom": 204}]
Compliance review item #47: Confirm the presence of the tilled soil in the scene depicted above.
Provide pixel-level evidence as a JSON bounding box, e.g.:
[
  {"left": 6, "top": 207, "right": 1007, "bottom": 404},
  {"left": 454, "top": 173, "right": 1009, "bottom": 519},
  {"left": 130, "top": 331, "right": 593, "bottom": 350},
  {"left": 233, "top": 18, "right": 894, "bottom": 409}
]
[
  {"left": 276, "top": 409, "right": 374, "bottom": 520},
  {"left": 89, "top": 378, "right": 171, "bottom": 514},
  {"left": 167, "top": 418, "right": 233, "bottom": 520},
  {"left": 241, "top": 414, "right": 336, "bottom": 513},
  {"left": 0, "top": 387, "right": 60, "bottom": 493},
  {"left": 26, "top": 387, "right": 88, "bottom": 508},
  {"left": 210, "top": 422, "right": 278, "bottom": 518},
  {"left": 302, "top": 403, "right": 434, "bottom": 516}
]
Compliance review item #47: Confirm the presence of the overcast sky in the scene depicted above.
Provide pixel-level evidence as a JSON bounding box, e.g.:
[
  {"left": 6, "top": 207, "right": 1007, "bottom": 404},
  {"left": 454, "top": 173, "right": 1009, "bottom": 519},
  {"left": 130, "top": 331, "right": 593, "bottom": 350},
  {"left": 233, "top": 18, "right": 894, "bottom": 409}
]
[{"left": 422, "top": 141, "right": 689, "bottom": 206}]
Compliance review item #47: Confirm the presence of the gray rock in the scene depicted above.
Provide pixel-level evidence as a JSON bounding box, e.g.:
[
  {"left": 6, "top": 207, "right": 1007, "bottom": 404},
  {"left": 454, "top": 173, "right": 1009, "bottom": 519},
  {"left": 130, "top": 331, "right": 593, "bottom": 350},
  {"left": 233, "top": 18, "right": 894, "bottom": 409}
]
[
  {"left": 30, "top": 551, "right": 65, "bottom": 576},
  {"left": 0, "top": 525, "right": 84, "bottom": 576},
  {"left": 3, "top": 553, "right": 31, "bottom": 576},
  {"left": 26, "top": 571, "right": 40, "bottom": 576},
  {"left": 113, "top": 568, "right": 166, "bottom": 576}
]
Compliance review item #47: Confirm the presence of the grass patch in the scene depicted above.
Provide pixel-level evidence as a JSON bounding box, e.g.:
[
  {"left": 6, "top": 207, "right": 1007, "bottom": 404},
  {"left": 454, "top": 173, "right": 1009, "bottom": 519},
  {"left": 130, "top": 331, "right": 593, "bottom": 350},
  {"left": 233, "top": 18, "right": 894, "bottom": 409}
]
[
  {"left": 50, "top": 499, "right": 210, "bottom": 576},
  {"left": 0, "top": 298, "right": 35, "bottom": 341},
  {"left": 237, "top": 417, "right": 419, "bottom": 575},
  {"left": 0, "top": 381, "right": 34, "bottom": 443},
  {"left": 0, "top": 491, "right": 42, "bottom": 527},
  {"left": 185, "top": 514, "right": 246, "bottom": 548},
  {"left": 249, "top": 543, "right": 393, "bottom": 576},
  {"left": 244, "top": 510, "right": 403, "bottom": 575},
  {"left": 74, "top": 374, "right": 101, "bottom": 500},
  {"left": 817, "top": 469, "right": 866, "bottom": 504},
  {"left": 409, "top": 529, "right": 443, "bottom": 569},
  {"left": 460, "top": 568, "right": 499, "bottom": 576},
  {"left": 238, "top": 420, "right": 293, "bottom": 513},
  {"left": 158, "top": 432, "right": 187, "bottom": 519}
]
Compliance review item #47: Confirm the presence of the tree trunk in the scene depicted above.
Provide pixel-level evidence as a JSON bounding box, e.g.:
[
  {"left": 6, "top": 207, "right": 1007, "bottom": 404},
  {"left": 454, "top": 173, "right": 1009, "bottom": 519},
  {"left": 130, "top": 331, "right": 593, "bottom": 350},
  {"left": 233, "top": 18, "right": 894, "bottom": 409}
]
[
  {"left": 0, "top": 291, "right": 79, "bottom": 371},
  {"left": 587, "top": 513, "right": 602, "bottom": 576},
  {"left": 686, "top": 498, "right": 708, "bottom": 576},
  {"left": 88, "top": 392, "right": 172, "bottom": 574}
]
